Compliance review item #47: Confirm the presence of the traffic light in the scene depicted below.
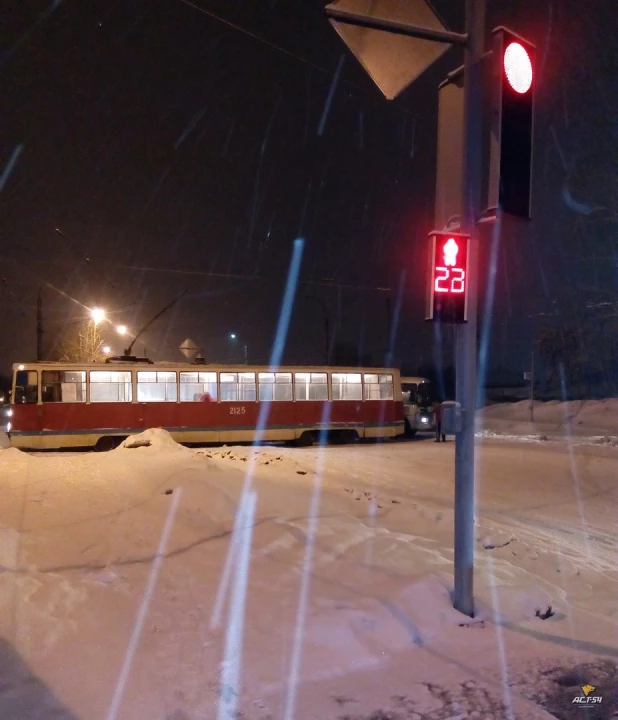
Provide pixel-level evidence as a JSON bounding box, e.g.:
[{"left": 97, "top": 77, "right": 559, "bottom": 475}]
[
  {"left": 426, "top": 230, "right": 470, "bottom": 323},
  {"left": 489, "top": 27, "right": 535, "bottom": 219}
]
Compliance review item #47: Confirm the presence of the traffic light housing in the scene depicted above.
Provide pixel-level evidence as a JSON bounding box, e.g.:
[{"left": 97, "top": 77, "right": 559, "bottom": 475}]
[
  {"left": 426, "top": 231, "right": 470, "bottom": 323},
  {"left": 489, "top": 27, "right": 535, "bottom": 219}
]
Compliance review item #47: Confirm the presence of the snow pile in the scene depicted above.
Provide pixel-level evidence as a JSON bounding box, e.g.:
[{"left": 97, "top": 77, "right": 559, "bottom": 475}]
[
  {"left": 479, "top": 398, "right": 618, "bottom": 441},
  {"left": 0, "top": 446, "right": 29, "bottom": 461},
  {"left": 476, "top": 429, "right": 552, "bottom": 443},
  {"left": 118, "top": 427, "right": 187, "bottom": 452}
]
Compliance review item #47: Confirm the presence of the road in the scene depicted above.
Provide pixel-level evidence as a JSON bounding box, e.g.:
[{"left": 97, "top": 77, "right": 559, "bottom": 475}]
[{"left": 2, "top": 433, "right": 617, "bottom": 719}]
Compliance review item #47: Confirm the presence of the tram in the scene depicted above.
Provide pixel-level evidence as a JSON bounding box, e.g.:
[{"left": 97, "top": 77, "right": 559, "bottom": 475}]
[{"left": 7, "top": 359, "right": 405, "bottom": 450}]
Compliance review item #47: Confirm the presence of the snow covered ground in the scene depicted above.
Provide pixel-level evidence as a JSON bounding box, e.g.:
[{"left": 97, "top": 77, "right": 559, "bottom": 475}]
[
  {"left": 1, "top": 401, "right": 618, "bottom": 720},
  {"left": 479, "top": 398, "right": 618, "bottom": 445}
]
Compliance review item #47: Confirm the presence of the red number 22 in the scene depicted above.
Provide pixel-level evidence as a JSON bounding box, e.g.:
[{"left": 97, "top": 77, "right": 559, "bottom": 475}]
[{"left": 435, "top": 267, "right": 466, "bottom": 293}]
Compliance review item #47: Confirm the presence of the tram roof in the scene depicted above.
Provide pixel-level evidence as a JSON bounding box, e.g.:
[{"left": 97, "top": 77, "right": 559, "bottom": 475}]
[{"left": 14, "top": 361, "right": 401, "bottom": 374}]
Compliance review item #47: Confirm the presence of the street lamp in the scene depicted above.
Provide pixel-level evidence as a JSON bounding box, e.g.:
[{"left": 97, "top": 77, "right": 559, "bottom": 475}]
[
  {"left": 91, "top": 307, "right": 105, "bottom": 325},
  {"left": 116, "top": 325, "right": 127, "bottom": 335},
  {"left": 229, "top": 333, "right": 248, "bottom": 364},
  {"left": 102, "top": 345, "right": 111, "bottom": 354}
]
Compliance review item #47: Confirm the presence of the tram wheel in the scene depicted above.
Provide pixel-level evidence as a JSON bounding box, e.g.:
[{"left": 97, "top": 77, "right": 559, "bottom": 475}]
[
  {"left": 404, "top": 419, "right": 417, "bottom": 438},
  {"left": 95, "top": 436, "right": 117, "bottom": 452},
  {"left": 294, "top": 431, "right": 314, "bottom": 447}
]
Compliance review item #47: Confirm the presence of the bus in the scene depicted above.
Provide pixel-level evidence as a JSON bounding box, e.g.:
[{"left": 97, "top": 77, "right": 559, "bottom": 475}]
[
  {"left": 400, "top": 376, "right": 435, "bottom": 436},
  {"left": 7, "top": 359, "right": 404, "bottom": 451}
]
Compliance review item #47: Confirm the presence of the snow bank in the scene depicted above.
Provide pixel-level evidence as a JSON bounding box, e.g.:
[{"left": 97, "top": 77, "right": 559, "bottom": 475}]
[
  {"left": 479, "top": 398, "right": 618, "bottom": 441},
  {"left": 0, "top": 446, "right": 29, "bottom": 461},
  {"left": 118, "top": 427, "right": 187, "bottom": 452}
]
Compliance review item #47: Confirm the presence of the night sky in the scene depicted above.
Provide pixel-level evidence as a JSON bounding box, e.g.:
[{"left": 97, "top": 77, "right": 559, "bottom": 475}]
[{"left": 1, "top": 0, "right": 616, "bottom": 380}]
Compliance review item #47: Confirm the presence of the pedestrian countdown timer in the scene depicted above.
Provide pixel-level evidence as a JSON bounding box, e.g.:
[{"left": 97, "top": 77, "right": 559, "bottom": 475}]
[{"left": 426, "top": 230, "right": 470, "bottom": 323}]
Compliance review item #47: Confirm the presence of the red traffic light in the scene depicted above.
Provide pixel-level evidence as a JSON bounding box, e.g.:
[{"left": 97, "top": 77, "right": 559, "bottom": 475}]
[
  {"left": 491, "top": 28, "right": 536, "bottom": 218},
  {"left": 434, "top": 237, "right": 465, "bottom": 294},
  {"left": 426, "top": 231, "right": 470, "bottom": 323},
  {"left": 503, "top": 41, "right": 533, "bottom": 94}
]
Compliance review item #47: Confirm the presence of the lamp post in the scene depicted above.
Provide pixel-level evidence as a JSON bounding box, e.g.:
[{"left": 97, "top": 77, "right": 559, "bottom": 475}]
[
  {"left": 37, "top": 286, "right": 43, "bottom": 361},
  {"left": 229, "top": 333, "right": 248, "bottom": 364}
]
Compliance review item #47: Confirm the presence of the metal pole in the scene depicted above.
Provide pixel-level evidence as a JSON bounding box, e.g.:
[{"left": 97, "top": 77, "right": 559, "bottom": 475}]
[
  {"left": 324, "top": 7, "right": 468, "bottom": 46},
  {"left": 386, "top": 294, "right": 393, "bottom": 357},
  {"left": 37, "top": 285, "right": 43, "bottom": 361},
  {"left": 324, "top": 314, "right": 330, "bottom": 365},
  {"left": 453, "top": 0, "right": 485, "bottom": 618},
  {"left": 530, "top": 350, "right": 535, "bottom": 423},
  {"left": 244, "top": 344, "right": 248, "bottom": 365}
]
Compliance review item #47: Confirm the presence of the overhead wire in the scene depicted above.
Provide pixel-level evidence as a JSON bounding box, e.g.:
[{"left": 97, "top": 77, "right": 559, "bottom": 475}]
[{"left": 175, "top": 0, "right": 421, "bottom": 120}]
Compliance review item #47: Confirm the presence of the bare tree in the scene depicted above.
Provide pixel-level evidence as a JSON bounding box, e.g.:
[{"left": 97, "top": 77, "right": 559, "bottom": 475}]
[{"left": 53, "top": 320, "right": 108, "bottom": 363}]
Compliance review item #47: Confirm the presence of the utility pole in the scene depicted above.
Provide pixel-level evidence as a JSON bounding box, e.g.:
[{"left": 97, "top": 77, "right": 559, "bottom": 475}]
[
  {"left": 453, "top": 0, "right": 485, "bottom": 617},
  {"left": 530, "top": 350, "right": 535, "bottom": 423},
  {"left": 385, "top": 293, "right": 393, "bottom": 357},
  {"left": 37, "top": 285, "right": 43, "bottom": 361},
  {"left": 324, "top": 314, "right": 330, "bottom": 365}
]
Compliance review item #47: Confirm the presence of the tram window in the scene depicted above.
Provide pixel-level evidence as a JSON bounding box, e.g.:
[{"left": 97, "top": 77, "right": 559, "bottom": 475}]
[
  {"left": 14, "top": 370, "right": 38, "bottom": 404},
  {"left": 137, "top": 371, "right": 177, "bottom": 402},
  {"left": 220, "top": 372, "right": 256, "bottom": 402},
  {"left": 380, "top": 374, "right": 394, "bottom": 400},
  {"left": 179, "top": 371, "right": 218, "bottom": 401},
  {"left": 332, "top": 373, "right": 362, "bottom": 401},
  {"left": 402, "top": 383, "right": 418, "bottom": 399},
  {"left": 417, "top": 382, "right": 432, "bottom": 406},
  {"left": 364, "top": 374, "right": 379, "bottom": 400},
  {"left": 364, "top": 373, "right": 394, "bottom": 400},
  {"left": 42, "top": 370, "right": 86, "bottom": 403},
  {"left": 90, "top": 371, "right": 132, "bottom": 402},
  {"left": 258, "top": 372, "right": 293, "bottom": 401},
  {"left": 294, "top": 372, "right": 328, "bottom": 401}
]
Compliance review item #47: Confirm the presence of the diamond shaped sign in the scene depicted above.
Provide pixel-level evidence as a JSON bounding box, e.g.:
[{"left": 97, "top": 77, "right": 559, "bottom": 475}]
[
  {"left": 326, "top": 0, "right": 452, "bottom": 100},
  {"left": 179, "top": 338, "right": 200, "bottom": 359}
]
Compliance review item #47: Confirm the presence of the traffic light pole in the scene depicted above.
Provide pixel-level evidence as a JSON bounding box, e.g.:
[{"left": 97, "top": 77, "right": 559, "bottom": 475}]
[
  {"left": 324, "top": 0, "right": 487, "bottom": 617},
  {"left": 453, "top": 0, "right": 485, "bottom": 617},
  {"left": 37, "top": 285, "right": 44, "bottom": 361}
]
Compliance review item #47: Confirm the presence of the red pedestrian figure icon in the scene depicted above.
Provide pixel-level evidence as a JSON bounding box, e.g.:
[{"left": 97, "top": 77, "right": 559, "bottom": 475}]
[{"left": 444, "top": 238, "right": 459, "bottom": 266}]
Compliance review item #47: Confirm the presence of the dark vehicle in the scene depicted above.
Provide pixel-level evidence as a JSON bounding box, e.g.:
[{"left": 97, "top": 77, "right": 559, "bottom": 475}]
[
  {"left": 1, "top": 403, "right": 12, "bottom": 433},
  {"left": 400, "top": 376, "right": 435, "bottom": 436}
]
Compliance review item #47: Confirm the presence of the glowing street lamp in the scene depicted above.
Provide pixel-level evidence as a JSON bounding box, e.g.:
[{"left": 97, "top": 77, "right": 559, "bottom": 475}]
[
  {"left": 91, "top": 307, "right": 105, "bottom": 325},
  {"left": 116, "top": 325, "right": 127, "bottom": 335},
  {"left": 229, "top": 332, "right": 248, "bottom": 364},
  {"left": 102, "top": 345, "right": 111, "bottom": 354}
]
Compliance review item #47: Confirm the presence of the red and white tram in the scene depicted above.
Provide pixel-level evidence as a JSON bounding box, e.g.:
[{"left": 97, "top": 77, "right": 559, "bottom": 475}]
[{"left": 7, "top": 360, "right": 404, "bottom": 451}]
